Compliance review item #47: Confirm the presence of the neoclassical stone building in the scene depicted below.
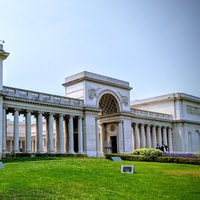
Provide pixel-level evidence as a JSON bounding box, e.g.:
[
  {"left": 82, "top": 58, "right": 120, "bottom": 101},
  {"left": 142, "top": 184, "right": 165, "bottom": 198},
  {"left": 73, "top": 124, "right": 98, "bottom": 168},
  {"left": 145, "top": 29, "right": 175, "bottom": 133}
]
[{"left": 0, "top": 45, "right": 200, "bottom": 159}]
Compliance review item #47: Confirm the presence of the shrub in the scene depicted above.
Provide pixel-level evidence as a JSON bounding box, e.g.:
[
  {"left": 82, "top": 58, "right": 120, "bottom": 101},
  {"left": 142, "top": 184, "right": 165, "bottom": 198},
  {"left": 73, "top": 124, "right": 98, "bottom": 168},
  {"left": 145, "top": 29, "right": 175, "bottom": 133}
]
[
  {"left": 132, "top": 148, "right": 162, "bottom": 158},
  {"left": 195, "top": 151, "right": 200, "bottom": 158}
]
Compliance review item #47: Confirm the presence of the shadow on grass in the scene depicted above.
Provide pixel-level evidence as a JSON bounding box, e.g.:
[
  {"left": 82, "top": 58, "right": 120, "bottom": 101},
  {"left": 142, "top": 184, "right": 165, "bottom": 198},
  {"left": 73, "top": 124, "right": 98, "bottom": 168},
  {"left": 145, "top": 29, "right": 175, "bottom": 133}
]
[{"left": 1, "top": 157, "right": 62, "bottom": 163}]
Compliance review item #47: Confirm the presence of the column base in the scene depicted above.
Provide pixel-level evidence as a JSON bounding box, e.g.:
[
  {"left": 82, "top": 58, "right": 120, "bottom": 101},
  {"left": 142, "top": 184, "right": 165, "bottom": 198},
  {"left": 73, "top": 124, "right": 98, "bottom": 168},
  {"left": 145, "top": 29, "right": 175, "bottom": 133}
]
[
  {"left": 37, "top": 151, "right": 44, "bottom": 154},
  {"left": 78, "top": 151, "right": 85, "bottom": 154},
  {"left": 68, "top": 150, "right": 75, "bottom": 154},
  {"left": 1, "top": 152, "right": 7, "bottom": 158},
  {"left": 13, "top": 150, "right": 20, "bottom": 153},
  {"left": 47, "top": 151, "right": 55, "bottom": 154},
  {"left": 58, "top": 151, "right": 65, "bottom": 154}
]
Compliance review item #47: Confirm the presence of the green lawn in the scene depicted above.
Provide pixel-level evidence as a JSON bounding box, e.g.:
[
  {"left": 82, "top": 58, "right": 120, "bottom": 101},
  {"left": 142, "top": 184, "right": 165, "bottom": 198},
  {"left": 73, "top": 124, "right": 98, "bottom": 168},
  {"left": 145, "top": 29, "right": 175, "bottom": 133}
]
[{"left": 0, "top": 157, "right": 199, "bottom": 200}]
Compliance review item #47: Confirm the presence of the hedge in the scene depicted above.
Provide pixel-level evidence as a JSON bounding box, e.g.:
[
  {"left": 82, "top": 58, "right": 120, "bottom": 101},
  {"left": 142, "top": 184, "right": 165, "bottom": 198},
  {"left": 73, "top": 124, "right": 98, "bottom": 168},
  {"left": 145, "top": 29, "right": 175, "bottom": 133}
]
[{"left": 105, "top": 153, "right": 200, "bottom": 165}]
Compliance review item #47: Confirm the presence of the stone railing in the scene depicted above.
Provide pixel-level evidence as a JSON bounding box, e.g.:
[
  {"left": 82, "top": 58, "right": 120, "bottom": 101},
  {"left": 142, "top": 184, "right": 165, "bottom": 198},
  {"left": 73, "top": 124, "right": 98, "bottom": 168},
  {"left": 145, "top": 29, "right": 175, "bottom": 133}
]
[
  {"left": 131, "top": 108, "right": 172, "bottom": 120},
  {"left": 2, "top": 86, "right": 84, "bottom": 107}
]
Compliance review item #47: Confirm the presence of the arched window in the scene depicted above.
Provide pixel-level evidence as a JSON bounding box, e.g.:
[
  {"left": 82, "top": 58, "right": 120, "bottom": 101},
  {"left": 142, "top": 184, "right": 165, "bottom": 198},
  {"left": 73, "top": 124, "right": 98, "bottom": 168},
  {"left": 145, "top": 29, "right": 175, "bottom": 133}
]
[{"left": 99, "top": 94, "right": 119, "bottom": 115}]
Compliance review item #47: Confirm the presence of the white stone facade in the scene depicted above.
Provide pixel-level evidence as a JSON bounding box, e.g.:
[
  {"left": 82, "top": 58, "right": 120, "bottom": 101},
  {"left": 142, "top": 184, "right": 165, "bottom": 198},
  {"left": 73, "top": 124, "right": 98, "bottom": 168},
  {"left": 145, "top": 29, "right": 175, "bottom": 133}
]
[{"left": 0, "top": 46, "right": 200, "bottom": 159}]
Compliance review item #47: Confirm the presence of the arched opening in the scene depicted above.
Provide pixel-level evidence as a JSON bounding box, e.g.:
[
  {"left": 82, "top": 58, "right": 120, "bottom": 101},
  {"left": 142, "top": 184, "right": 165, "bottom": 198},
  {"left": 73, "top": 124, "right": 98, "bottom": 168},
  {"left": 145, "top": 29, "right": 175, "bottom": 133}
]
[
  {"left": 98, "top": 93, "right": 120, "bottom": 155},
  {"left": 99, "top": 93, "right": 119, "bottom": 115}
]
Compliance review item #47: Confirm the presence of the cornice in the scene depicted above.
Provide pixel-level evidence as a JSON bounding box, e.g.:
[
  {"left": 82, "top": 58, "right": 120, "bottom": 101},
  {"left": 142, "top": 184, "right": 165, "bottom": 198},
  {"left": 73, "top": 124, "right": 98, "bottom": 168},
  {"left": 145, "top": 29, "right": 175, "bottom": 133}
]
[
  {"left": 131, "top": 92, "right": 200, "bottom": 106},
  {"left": 173, "top": 119, "right": 200, "bottom": 125},
  {"left": 63, "top": 76, "right": 132, "bottom": 90}
]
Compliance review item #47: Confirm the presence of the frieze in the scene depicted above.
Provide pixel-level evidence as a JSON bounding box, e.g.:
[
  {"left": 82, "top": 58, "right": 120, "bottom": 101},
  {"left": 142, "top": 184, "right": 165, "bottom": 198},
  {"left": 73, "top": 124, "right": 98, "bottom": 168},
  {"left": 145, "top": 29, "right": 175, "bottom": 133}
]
[{"left": 187, "top": 105, "right": 200, "bottom": 116}]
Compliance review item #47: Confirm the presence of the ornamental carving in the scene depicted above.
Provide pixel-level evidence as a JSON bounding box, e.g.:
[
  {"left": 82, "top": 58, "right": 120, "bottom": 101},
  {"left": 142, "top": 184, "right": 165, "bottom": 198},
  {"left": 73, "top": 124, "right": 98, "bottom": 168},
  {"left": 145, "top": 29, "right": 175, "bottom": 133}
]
[
  {"left": 118, "top": 92, "right": 128, "bottom": 106},
  {"left": 88, "top": 88, "right": 100, "bottom": 100},
  {"left": 187, "top": 105, "right": 200, "bottom": 116}
]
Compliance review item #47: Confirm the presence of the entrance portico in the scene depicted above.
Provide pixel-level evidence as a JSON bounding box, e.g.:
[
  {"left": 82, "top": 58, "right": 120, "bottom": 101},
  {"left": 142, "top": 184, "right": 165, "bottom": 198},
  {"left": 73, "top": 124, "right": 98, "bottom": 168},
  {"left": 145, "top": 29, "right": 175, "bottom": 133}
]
[{"left": 63, "top": 71, "right": 133, "bottom": 156}]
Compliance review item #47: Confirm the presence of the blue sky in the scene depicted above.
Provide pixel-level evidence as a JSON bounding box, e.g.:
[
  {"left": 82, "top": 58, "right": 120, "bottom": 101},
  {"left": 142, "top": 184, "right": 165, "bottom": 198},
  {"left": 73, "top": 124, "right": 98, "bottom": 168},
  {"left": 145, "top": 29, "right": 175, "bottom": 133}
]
[{"left": 0, "top": 0, "right": 200, "bottom": 100}]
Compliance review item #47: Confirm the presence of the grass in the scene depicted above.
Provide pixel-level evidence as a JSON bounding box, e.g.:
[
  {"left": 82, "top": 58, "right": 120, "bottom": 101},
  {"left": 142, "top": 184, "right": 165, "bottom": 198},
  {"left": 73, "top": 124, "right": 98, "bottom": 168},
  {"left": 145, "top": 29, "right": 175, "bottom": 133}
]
[{"left": 0, "top": 157, "right": 199, "bottom": 200}]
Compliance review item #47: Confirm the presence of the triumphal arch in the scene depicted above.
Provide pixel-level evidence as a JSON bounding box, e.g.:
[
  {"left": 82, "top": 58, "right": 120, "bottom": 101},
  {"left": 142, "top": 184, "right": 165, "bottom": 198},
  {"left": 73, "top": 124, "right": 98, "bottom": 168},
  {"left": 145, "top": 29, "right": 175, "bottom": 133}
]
[{"left": 0, "top": 45, "right": 200, "bottom": 159}]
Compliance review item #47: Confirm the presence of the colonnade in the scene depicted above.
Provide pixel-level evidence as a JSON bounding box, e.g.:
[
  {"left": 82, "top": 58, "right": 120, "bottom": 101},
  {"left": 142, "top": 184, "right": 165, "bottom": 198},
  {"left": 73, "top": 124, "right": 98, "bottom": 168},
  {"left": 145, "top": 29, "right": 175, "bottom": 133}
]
[
  {"left": 2, "top": 107, "right": 85, "bottom": 154},
  {"left": 133, "top": 123, "right": 173, "bottom": 152},
  {"left": 98, "top": 121, "right": 174, "bottom": 155}
]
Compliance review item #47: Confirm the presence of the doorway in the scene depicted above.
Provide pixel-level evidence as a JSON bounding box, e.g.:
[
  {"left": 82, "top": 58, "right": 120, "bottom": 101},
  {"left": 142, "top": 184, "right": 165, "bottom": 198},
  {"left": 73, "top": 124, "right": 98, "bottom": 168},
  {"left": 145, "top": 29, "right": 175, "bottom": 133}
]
[{"left": 110, "top": 136, "right": 117, "bottom": 153}]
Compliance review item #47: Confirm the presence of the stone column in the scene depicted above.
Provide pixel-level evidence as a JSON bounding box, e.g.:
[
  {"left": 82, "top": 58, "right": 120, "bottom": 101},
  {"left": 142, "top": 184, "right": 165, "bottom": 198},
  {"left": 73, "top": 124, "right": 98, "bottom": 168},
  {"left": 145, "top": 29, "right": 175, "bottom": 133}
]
[
  {"left": 152, "top": 126, "right": 156, "bottom": 148},
  {"left": 134, "top": 123, "right": 140, "bottom": 149},
  {"left": 95, "top": 118, "right": 100, "bottom": 156},
  {"left": 36, "top": 112, "right": 43, "bottom": 153},
  {"left": 140, "top": 124, "right": 145, "bottom": 148},
  {"left": 9, "top": 140, "right": 12, "bottom": 152},
  {"left": 146, "top": 124, "right": 151, "bottom": 148},
  {"left": 168, "top": 127, "right": 173, "bottom": 152},
  {"left": 25, "top": 110, "right": 32, "bottom": 153},
  {"left": 14, "top": 109, "right": 20, "bottom": 153},
  {"left": 105, "top": 133, "right": 111, "bottom": 153},
  {"left": 157, "top": 126, "right": 162, "bottom": 146},
  {"left": 64, "top": 117, "right": 68, "bottom": 152},
  {"left": 68, "top": 115, "right": 75, "bottom": 154},
  {"left": 54, "top": 117, "right": 59, "bottom": 152},
  {"left": 2, "top": 107, "right": 7, "bottom": 153},
  {"left": 118, "top": 121, "right": 124, "bottom": 153},
  {"left": 32, "top": 140, "right": 35, "bottom": 152},
  {"left": 47, "top": 113, "right": 54, "bottom": 153},
  {"left": 99, "top": 123, "right": 105, "bottom": 154},
  {"left": 163, "top": 126, "right": 167, "bottom": 145},
  {"left": 58, "top": 114, "right": 64, "bottom": 153},
  {"left": 131, "top": 125, "right": 135, "bottom": 150},
  {"left": 78, "top": 117, "right": 84, "bottom": 154}
]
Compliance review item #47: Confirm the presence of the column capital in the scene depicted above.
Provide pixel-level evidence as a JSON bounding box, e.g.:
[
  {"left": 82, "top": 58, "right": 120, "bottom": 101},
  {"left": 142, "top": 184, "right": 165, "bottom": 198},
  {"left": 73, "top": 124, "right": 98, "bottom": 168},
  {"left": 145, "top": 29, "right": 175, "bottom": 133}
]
[
  {"left": 14, "top": 108, "right": 21, "bottom": 112},
  {"left": 66, "top": 115, "right": 75, "bottom": 118},
  {"left": 99, "top": 122, "right": 104, "bottom": 126},
  {"left": 145, "top": 124, "right": 151, "bottom": 127},
  {"left": 26, "top": 110, "right": 33, "bottom": 113},
  {"left": 152, "top": 125, "right": 156, "bottom": 129},
  {"left": 67, "top": 115, "right": 75, "bottom": 121},
  {"left": 44, "top": 112, "right": 54, "bottom": 119},
  {"left": 12, "top": 109, "right": 20, "bottom": 116}
]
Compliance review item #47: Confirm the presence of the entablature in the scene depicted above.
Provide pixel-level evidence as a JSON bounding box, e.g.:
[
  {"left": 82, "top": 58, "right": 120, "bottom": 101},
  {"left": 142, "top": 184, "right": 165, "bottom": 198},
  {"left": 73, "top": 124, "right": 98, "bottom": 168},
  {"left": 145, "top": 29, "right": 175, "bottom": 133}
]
[{"left": 2, "top": 86, "right": 84, "bottom": 108}]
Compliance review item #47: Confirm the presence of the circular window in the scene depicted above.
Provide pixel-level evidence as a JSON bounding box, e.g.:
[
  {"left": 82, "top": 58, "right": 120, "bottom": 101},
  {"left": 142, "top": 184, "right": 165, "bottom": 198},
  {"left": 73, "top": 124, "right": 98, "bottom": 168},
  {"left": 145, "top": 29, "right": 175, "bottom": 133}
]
[{"left": 110, "top": 124, "right": 116, "bottom": 132}]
